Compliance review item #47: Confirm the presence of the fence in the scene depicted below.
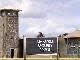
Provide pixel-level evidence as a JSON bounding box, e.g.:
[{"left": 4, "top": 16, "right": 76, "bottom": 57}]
[{"left": 18, "top": 37, "right": 80, "bottom": 60}]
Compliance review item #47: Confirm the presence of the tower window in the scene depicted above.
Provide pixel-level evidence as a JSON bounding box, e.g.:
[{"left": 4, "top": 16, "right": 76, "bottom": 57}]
[
  {"left": 13, "top": 12, "right": 16, "bottom": 16},
  {"left": 8, "top": 12, "right": 11, "bottom": 15}
]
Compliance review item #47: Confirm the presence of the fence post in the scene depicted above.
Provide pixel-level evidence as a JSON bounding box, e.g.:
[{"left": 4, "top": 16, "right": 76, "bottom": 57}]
[
  {"left": 57, "top": 36, "right": 59, "bottom": 60},
  {"left": 23, "top": 35, "right": 26, "bottom": 60}
]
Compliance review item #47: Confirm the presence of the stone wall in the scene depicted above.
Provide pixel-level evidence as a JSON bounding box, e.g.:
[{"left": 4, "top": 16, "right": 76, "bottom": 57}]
[
  {"left": 0, "top": 16, "right": 3, "bottom": 57},
  {"left": 0, "top": 9, "right": 19, "bottom": 58}
]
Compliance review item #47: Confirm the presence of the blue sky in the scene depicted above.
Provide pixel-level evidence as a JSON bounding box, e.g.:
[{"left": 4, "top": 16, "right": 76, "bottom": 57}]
[{"left": 0, "top": 0, "right": 80, "bottom": 38}]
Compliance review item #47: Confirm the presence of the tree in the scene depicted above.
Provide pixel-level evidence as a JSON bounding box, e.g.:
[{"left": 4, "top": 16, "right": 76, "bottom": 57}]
[{"left": 37, "top": 32, "right": 45, "bottom": 38}]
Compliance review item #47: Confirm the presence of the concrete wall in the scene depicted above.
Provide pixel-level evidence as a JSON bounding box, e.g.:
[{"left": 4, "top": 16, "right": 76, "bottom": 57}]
[
  {"left": 58, "top": 37, "right": 67, "bottom": 57},
  {"left": 0, "top": 58, "right": 80, "bottom": 60}
]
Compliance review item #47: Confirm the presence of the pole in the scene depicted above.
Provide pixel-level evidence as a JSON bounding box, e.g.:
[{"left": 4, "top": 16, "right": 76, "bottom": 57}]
[
  {"left": 57, "top": 36, "right": 59, "bottom": 60},
  {"left": 67, "top": 38, "right": 68, "bottom": 57},
  {"left": 23, "top": 35, "right": 26, "bottom": 60},
  {"left": 78, "top": 47, "right": 79, "bottom": 58}
]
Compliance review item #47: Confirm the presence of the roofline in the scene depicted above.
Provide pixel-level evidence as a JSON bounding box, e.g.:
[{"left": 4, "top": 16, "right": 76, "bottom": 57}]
[
  {"left": 0, "top": 9, "right": 22, "bottom": 12},
  {"left": 64, "top": 37, "right": 80, "bottom": 38}
]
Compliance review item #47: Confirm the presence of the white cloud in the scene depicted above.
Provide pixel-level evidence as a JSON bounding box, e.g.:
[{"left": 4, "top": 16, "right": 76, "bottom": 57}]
[{"left": 0, "top": 0, "right": 80, "bottom": 38}]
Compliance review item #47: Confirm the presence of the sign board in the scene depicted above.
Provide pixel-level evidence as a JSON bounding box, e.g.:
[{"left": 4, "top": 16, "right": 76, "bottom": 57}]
[{"left": 26, "top": 38, "right": 57, "bottom": 55}]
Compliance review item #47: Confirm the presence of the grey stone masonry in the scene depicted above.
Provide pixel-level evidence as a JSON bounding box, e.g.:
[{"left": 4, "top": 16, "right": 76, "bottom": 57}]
[{"left": 0, "top": 9, "right": 20, "bottom": 58}]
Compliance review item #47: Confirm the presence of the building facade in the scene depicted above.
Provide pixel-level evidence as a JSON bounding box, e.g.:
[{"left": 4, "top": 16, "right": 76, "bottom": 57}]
[
  {"left": 0, "top": 9, "right": 19, "bottom": 58},
  {"left": 64, "top": 30, "right": 80, "bottom": 57},
  {"left": 59, "top": 30, "right": 80, "bottom": 57}
]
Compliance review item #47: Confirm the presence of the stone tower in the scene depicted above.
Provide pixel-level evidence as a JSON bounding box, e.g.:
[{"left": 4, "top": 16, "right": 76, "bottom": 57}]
[{"left": 0, "top": 9, "right": 19, "bottom": 58}]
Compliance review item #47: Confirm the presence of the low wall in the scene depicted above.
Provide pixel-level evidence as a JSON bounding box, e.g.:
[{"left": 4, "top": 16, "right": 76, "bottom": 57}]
[
  {"left": 0, "top": 58, "right": 80, "bottom": 60},
  {"left": 0, "top": 55, "right": 80, "bottom": 60}
]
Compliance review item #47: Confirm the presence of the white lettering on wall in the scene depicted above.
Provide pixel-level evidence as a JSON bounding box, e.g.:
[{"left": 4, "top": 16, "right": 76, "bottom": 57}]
[{"left": 37, "top": 40, "right": 53, "bottom": 52}]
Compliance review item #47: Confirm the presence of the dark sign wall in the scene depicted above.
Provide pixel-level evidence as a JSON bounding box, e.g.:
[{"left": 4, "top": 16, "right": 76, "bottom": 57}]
[
  {"left": 18, "top": 39, "right": 23, "bottom": 58},
  {"left": 26, "top": 38, "right": 57, "bottom": 55}
]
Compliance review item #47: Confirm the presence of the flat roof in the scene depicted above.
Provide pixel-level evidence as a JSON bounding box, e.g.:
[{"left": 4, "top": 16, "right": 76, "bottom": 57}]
[
  {"left": 0, "top": 9, "right": 21, "bottom": 12},
  {"left": 64, "top": 30, "right": 80, "bottom": 38}
]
